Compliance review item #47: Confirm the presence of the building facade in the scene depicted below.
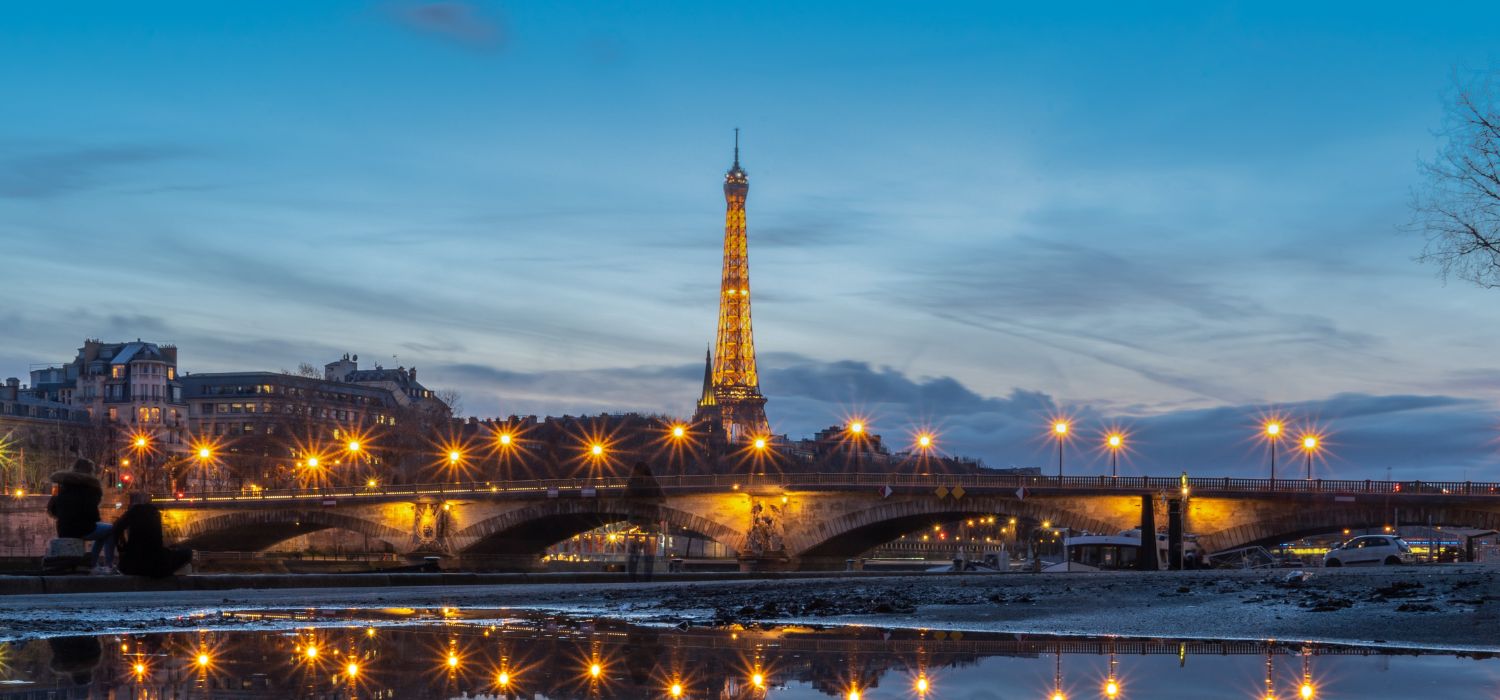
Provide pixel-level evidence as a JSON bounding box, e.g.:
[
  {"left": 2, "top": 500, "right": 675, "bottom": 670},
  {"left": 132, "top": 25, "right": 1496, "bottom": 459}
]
[
  {"left": 180, "top": 355, "right": 451, "bottom": 487},
  {"left": 0, "top": 377, "right": 104, "bottom": 490},
  {"left": 30, "top": 339, "right": 188, "bottom": 445}
]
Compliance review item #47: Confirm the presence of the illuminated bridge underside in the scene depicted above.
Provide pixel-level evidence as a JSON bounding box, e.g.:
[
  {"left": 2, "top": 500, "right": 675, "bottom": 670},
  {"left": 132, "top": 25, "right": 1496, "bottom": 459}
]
[{"left": 151, "top": 475, "right": 1500, "bottom": 569}]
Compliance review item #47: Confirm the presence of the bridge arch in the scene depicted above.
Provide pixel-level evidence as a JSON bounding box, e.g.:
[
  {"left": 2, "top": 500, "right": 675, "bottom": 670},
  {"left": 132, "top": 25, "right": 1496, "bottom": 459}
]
[
  {"left": 787, "top": 495, "right": 1132, "bottom": 562},
  {"left": 452, "top": 500, "right": 747, "bottom": 557},
  {"left": 1199, "top": 503, "right": 1500, "bottom": 552},
  {"left": 172, "top": 509, "right": 409, "bottom": 552}
]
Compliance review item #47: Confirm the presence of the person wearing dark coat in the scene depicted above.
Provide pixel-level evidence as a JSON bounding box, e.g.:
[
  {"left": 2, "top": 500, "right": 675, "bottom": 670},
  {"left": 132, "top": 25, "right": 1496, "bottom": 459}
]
[
  {"left": 47, "top": 458, "right": 114, "bottom": 569},
  {"left": 112, "top": 494, "right": 192, "bottom": 578}
]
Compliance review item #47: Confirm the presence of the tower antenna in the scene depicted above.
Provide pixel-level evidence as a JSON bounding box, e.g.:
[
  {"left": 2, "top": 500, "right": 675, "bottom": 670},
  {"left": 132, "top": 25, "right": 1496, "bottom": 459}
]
[{"left": 733, "top": 128, "right": 740, "bottom": 165}]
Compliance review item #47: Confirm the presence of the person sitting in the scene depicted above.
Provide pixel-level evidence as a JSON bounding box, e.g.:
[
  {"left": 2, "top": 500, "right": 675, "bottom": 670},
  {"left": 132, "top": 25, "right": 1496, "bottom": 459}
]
[
  {"left": 112, "top": 493, "right": 193, "bottom": 578},
  {"left": 47, "top": 458, "right": 114, "bottom": 574}
]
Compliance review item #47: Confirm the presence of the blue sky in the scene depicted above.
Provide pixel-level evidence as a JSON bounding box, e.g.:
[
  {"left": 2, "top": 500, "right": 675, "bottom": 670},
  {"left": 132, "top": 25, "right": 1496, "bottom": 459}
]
[{"left": 2, "top": 2, "right": 1499, "bottom": 479}]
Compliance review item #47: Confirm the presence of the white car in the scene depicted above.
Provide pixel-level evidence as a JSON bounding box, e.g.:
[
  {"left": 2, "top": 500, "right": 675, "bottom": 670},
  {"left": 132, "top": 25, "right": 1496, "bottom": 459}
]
[{"left": 1323, "top": 535, "right": 1416, "bottom": 567}]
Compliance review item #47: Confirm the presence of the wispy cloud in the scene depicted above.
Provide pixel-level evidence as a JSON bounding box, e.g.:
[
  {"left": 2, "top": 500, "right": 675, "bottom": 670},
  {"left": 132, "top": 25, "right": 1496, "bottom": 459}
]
[
  {"left": 385, "top": 1, "right": 505, "bottom": 50},
  {"left": 0, "top": 145, "right": 195, "bottom": 199}
]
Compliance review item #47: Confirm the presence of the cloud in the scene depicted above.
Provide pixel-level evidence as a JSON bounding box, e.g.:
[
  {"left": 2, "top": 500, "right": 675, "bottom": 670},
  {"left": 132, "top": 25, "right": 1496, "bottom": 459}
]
[
  {"left": 387, "top": 2, "right": 505, "bottom": 49},
  {"left": 417, "top": 354, "right": 1500, "bottom": 480},
  {"left": 0, "top": 145, "right": 194, "bottom": 199}
]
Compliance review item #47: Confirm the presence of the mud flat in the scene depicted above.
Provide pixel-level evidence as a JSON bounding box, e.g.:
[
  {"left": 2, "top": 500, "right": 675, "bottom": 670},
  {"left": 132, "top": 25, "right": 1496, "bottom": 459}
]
[{"left": 0, "top": 566, "right": 1495, "bottom": 649}]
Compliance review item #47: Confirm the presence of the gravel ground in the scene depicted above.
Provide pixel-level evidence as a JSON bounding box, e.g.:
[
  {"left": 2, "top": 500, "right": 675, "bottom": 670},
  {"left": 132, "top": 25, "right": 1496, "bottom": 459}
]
[{"left": 1, "top": 566, "right": 1496, "bottom": 650}]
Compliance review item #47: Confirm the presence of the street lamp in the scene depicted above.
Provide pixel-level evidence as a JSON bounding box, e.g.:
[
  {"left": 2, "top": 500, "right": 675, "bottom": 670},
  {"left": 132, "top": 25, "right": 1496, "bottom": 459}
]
[
  {"left": 1104, "top": 433, "right": 1124, "bottom": 478},
  {"left": 193, "top": 444, "right": 214, "bottom": 495},
  {"left": 1300, "top": 435, "right": 1319, "bottom": 480},
  {"left": 1264, "top": 421, "right": 1283, "bottom": 482},
  {"left": 1052, "top": 421, "right": 1069, "bottom": 478}
]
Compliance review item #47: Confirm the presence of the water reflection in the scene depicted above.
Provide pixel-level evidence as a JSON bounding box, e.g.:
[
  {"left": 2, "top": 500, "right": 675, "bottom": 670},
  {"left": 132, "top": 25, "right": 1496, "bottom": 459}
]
[{"left": 0, "top": 610, "right": 1494, "bottom": 699}]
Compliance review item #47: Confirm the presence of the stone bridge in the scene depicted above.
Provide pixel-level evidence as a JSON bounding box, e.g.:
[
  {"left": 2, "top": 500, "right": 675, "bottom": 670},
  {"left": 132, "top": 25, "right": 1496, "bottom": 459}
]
[{"left": 121, "top": 473, "right": 1500, "bottom": 570}]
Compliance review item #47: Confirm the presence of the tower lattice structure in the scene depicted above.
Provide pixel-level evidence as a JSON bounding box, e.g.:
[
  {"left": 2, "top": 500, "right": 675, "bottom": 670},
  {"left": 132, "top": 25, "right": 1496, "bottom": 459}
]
[{"left": 695, "top": 131, "right": 769, "bottom": 442}]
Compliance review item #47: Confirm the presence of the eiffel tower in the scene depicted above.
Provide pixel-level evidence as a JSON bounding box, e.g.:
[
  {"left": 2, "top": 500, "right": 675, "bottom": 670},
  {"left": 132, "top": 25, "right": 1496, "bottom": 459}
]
[{"left": 694, "top": 130, "right": 769, "bottom": 443}]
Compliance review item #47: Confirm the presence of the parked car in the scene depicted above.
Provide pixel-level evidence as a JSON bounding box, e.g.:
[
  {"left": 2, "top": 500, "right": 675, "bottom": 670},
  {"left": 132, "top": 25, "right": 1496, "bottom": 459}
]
[{"left": 1323, "top": 535, "right": 1415, "bottom": 567}]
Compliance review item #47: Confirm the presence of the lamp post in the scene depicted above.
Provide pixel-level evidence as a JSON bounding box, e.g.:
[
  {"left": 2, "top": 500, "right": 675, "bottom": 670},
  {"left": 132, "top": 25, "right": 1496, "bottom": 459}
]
[
  {"left": 195, "top": 445, "right": 213, "bottom": 497},
  {"left": 1052, "top": 422, "right": 1068, "bottom": 479},
  {"left": 1300, "top": 435, "right": 1319, "bottom": 480},
  {"left": 1105, "top": 433, "right": 1123, "bottom": 478},
  {"left": 1264, "top": 422, "right": 1282, "bottom": 483},
  {"left": 344, "top": 441, "right": 362, "bottom": 488}
]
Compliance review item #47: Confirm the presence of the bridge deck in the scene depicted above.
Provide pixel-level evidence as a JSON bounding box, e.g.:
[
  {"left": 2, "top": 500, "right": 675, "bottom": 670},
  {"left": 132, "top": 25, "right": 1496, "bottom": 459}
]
[{"left": 152, "top": 472, "right": 1500, "bottom": 507}]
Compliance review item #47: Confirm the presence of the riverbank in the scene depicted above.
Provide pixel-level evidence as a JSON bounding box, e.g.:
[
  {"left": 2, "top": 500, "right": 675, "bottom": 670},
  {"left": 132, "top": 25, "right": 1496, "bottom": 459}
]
[{"left": 0, "top": 566, "right": 1494, "bottom": 649}]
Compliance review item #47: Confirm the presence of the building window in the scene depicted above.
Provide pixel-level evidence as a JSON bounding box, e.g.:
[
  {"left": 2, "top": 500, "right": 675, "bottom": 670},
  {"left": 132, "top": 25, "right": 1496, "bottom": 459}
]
[
  {"left": 138, "top": 407, "right": 150, "bottom": 423},
  {"left": 216, "top": 403, "right": 229, "bottom": 414},
  {"left": 150, "top": 407, "right": 161, "bottom": 422},
  {"left": 108, "top": 407, "right": 117, "bottom": 422},
  {"left": 111, "top": 366, "right": 123, "bottom": 379},
  {"left": 231, "top": 403, "right": 244, "bottom": 413},
  {"left": 167, "top": 367, "right": 176, "bottom": 380}
]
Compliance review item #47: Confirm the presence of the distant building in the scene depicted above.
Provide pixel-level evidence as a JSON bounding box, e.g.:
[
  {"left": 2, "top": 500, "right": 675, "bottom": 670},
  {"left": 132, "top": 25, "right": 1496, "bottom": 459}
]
[
  {"left": 0, "top": 377, "right": 103, "bottom": 489},
  {"left": 30, "top": 339, "right": 188, "bottom": 441},
  {"left": 179, "top": 354, "right": 452, "bottom": 486}
]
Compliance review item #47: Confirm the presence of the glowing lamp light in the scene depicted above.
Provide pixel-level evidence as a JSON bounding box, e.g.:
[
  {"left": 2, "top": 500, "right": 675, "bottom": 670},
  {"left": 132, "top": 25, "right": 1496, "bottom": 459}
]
[
  {"left": 134, "top": 436, "right": 148, "bottom": 448},
  {"left": 671, "top": 682, "right": 684, "bottom": 698},
  {"left": 672, "top": 425, "right": 686, "bottom": 438},
  {"left": 448, "top": 450, "right": 462, "bottom": 463},
  {"left": 590, "top": 444, "right": 604, "bottom": 457},
  {"left": 1302, "top": 436, "right": 1318, "bottom": 451},
  {"left": 751, "top": 672, "right": 765, "bottom": 688},
  {"left": 847, "top": 689, "right": 861, "bottom": 700},
  {"left": 1107, "top": 434, "right": 1123, "bottom": 449},
  {"left": 1266, "top": 422, "right": 1282, "bottom": 437},
  {"left": 346, "top": 662, "right": 360, "bottom": 678},
  {"left": 590, "top": 663, "right": 602, "bottom": 678},
  {"left": 347, "top": 441, "right": 361, "bottom": 453},
  {"left": 498, "top": 433, "right": 513, "bottom": 446},
  {"left": 753, "top": 438, "right": 767, "bottom": 450},
  {"left": 848, "top": 421, "right": 864, "bottom": 434},
  {"left": 305, "top": 645, "right": 319, "bottom": 660},
  {"left": 1105, "top": 679, "right": 1119, "bottom": 698},
  {"left": 915, "top": 675, "right": 930, "bottom": 694},
  {"left": 196, "top": 653, "right": 211, "bottom": 668},
  {"left": 367, "top": 479, "right": 378, "bottom": 488},
  {"left": 1300, "top": 682, "right": 1314, "bottom": 699},
  {"left": 1051, "top": 692, "right": 1066, "bottom": 700},
  {"left": 197, "top": 447, "right": 212, "bottom": 459},
  {"left": 1053, "top": 421, "right": 1069, "bottom": 435},
  {"left": 917, "top": 434, "right": 933, "bottom": 448},
  {"left": 306, "top": 456, "right": 320, "bottom": 468},
  {"left": 447, "top": 653, "right": 460, "bottom": 669},
  {"left": 133, "top": 662, "right": 147, "bottom": 676}
]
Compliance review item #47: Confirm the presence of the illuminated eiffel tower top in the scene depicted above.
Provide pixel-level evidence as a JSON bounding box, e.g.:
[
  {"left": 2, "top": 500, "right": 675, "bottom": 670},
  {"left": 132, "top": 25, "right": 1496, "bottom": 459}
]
[{"left": 695, "top": 130, "right": 769, "bottom": 442}]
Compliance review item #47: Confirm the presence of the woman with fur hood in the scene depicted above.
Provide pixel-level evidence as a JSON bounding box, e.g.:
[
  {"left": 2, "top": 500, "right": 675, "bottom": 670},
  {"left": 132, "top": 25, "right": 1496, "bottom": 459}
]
[{"left": 47, "top": 458, "right": 115, "bottom": 572}]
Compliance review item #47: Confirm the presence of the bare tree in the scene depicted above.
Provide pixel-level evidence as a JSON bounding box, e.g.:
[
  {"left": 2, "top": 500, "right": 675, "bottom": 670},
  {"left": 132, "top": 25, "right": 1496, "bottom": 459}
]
[
  {"left": 280, "top": 362, "right": 323, "bottom": 378},
  {"left": 434, "top": 388, "right": 463, "bottom": 416},
  {"left": 1414, "top": 71, "right": 1500, "bottom": 287}
]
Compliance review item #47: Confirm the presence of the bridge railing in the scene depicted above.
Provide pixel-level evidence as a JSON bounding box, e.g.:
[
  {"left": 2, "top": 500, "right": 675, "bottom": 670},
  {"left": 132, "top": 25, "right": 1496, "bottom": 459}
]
[{"left": 153, "top": 472, "right": 1500, "bottom": 504}]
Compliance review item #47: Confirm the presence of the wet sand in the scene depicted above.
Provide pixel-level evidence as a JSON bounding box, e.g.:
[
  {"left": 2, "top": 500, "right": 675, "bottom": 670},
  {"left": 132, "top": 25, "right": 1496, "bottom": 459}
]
[{"left": 1, "top": 566, "right": 1495, "bottom": 650}]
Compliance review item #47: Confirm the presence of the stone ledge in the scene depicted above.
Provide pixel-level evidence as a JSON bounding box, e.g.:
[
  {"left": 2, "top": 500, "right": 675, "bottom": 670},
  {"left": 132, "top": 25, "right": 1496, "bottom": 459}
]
[{"left": 0, "top": 570, "right": 911, "bottom": 596}]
